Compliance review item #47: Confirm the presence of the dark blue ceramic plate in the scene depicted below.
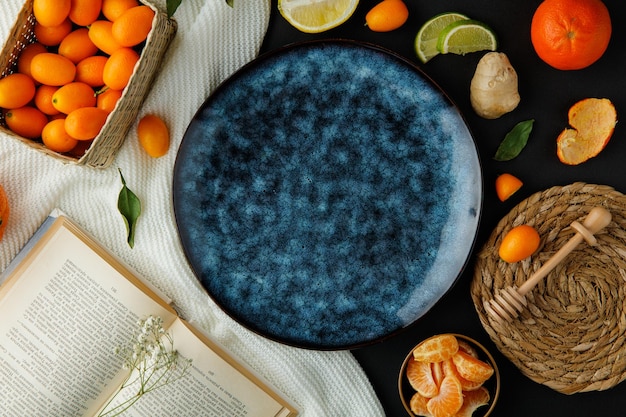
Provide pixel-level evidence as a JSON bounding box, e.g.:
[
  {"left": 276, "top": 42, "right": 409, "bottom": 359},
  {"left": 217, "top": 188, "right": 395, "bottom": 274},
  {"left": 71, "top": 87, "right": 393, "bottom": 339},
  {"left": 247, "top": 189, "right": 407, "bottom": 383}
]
[{"left": 173, "top": 40, "right": 482, "bottom": 350}]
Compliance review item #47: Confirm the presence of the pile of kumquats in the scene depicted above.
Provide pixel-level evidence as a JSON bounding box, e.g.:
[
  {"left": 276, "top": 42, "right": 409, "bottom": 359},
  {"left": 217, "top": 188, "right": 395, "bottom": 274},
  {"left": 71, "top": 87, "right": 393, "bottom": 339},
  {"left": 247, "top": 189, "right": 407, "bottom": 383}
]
[{"left": 0, "top": 0, "right": 155, "bottom": 156}]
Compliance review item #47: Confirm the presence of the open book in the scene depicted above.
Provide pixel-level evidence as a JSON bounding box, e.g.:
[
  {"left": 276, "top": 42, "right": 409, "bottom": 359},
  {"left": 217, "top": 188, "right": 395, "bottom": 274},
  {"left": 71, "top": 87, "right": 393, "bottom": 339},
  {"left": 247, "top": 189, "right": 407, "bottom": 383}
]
[{"left": 0, "top": 212, "right": 298, "bottom": 417}]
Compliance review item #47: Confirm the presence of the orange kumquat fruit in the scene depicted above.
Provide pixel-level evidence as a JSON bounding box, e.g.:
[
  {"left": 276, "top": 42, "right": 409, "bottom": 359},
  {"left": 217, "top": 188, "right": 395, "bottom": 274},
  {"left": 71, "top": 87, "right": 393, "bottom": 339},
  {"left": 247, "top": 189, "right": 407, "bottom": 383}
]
[
  {"left": 4, "top": 107, "right": 48, "bottom": 139},
  {"left": 34, "top": 19, "right": 73, "bottom": 46},
  {"left": 96, "top": 88, "right": 123, "bottom": 113},
  {"left": 75, "top": 55, "right": 108, "bottom": 87},
  {"left": 52, "top": 82, "right": 97, "bottom": 114},
  {"left": 34, "top": 85, "right": 61, "bottom": 115},
  {"left": 112, "top": 5, "right": 156, "bottom": 47},
  {"left": 65, "top": 107, "right": 109, "bottom": 140},
  {"left": 17, "top": 42, "right": 47, "bottom": 78},
  {"left": 0, "top": 73, "right": 36, "bottom": 109},
  {"left": 103, "top": 47, "right": 140, "bottom": 90},
  {"left": 102, "top": 0, "right": 141, "bottom": 21},
  {"left": 42, "top": 118, "right": 79, "bottom": 153},
  {"left": 498, "top": 224, "right": 541, "bottom": 263},
  {"left": 33, "top": 0, "right": 71, "bottom": 28},
  {"left": 69, "top": 0, "right": 103, "bottom": 26},
  {"left": 58, "top": 28, "right": 99, "bottom": 64},
  {"left": 137, "top": 114, "right": 170, "bottom": 158},
  {"left": 88, "top": 20, "right": 124, "bottom": 56},
  {"left": 495, "top": 173, "right": 523, "bottom": 202},
  {"left": 365, "top": 0, "right": 409, "bottom": 32},
  {"left": 30, "top": 53, "right": 77, "bottom": 86}
]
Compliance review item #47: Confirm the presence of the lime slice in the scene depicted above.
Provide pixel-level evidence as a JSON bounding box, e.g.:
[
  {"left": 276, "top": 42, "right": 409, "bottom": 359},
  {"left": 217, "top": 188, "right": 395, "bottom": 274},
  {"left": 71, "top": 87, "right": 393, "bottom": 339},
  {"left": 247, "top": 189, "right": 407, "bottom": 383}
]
[
  {"left": 278, "top": 0, "right": 359, "bottom": 33},
  {"left": 437, "top": 19, "right": 498, "bottom": 55},
  {"left": 415, "top": 12, "right": 470, "bottom": 63}
]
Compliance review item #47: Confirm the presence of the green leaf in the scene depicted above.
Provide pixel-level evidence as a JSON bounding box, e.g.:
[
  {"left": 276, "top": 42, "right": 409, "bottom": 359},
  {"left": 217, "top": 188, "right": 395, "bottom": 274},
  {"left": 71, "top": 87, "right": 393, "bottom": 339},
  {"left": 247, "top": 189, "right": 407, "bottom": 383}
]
[
  {"left": 117, "top": 169, "right": 141, "bottom": 248},
  {"left": 225, "top": 0, "right": 234, "bottom": 7},
  {"left": 494, "top": 119, "right": 535, "bottom": 161},
  {"left": 166, "top": 0, "right": 183, "bottom": 17}
]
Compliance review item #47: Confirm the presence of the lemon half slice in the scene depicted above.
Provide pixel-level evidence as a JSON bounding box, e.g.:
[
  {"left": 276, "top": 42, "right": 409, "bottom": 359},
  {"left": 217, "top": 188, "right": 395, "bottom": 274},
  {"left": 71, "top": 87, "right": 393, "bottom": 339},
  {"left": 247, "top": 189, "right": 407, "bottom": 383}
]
[{"left": 278, "top": 0, "right": 359, "bottom": 33}]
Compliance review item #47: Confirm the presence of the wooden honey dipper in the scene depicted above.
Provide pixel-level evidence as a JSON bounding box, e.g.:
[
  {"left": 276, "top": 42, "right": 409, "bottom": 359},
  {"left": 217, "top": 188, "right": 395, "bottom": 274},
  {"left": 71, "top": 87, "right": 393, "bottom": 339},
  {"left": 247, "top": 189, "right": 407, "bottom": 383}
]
[{"left": 485, "top": 206, "right": 612, "bottom": 323}]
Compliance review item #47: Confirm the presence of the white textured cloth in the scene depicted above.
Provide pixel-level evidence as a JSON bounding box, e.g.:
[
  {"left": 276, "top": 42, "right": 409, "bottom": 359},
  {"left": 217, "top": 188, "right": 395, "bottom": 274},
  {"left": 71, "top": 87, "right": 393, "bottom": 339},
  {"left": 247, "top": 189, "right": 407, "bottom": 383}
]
[{"left": 0, "top": 0, "right": 385, "bottom": 415}]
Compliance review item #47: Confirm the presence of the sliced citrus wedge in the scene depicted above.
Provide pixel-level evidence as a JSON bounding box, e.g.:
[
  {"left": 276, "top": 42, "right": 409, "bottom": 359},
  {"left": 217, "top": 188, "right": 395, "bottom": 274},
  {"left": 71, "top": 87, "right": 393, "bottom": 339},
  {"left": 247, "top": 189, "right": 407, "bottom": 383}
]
[
  {"left": 437, "top": 19, "right": 497, "bottom": 55},
  {"left": 415, "top": 12, "right": 469, "bottom": 63},
  {"left": 278, "top": 0, "right": 359, "bottom": 33}
]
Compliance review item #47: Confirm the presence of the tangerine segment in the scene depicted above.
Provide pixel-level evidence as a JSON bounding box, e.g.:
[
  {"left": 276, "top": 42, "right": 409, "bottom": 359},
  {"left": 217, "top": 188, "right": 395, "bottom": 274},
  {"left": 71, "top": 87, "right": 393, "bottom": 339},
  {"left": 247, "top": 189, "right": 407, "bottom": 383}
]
[
  {"left": 406, "top": 357, "right": 439, "bottom": 398},
  {"left": 409, "top": 392, "right": 432, "bottom": 416},
  {"left": 451, "top": 351, "right": 494, "bottom": 384},
  {"left": 454, "top": 387, "right": 490, "bottom": 417},
  {"left": 426, "top": 375, "right": 463, "bottom": 417},
  {"left": 413, "top": 334, "right": 459, "bottom": 363},
  {"left": 442, "top": 358, "right": 483, "bottom": 391},
  {"left": 457, "top": 340, "right": 479, "bottom": 358}
]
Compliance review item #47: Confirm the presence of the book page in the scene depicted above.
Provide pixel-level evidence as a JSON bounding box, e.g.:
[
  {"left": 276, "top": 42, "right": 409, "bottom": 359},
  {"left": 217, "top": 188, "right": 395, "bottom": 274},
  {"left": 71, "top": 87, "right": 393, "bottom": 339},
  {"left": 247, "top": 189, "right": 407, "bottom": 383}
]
[
  {"left": 99, "top": 319, "right": 298, "bottom": 417},
  {"left": 0, "top": 217, "right": 177, "bottom": 417}
]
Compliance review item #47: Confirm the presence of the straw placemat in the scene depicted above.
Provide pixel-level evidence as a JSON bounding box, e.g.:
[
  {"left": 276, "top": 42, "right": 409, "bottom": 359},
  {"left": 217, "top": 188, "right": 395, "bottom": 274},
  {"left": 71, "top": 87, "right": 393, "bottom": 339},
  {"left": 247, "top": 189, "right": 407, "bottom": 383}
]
[{"left": 471, "top": 182, "right": 626, "bottom": 394}]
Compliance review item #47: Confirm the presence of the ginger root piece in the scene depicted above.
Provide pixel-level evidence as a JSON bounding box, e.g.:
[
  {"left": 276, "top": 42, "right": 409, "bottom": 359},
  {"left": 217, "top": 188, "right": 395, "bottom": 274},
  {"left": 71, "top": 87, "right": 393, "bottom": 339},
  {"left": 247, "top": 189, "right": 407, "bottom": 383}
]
[
  {"left": 556, "top": 98, "right": 617, "bottom": 165},
  {"left": 470, "top": 52, "right": 520, "bottom": 119}
]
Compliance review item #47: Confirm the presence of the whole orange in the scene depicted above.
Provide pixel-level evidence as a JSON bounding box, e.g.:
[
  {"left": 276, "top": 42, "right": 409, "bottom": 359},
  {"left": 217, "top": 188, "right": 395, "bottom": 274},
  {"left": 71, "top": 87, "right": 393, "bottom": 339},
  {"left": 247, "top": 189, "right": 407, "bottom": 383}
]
[{"left": 531, "top": 0, "right": 611, "bottom": 70}]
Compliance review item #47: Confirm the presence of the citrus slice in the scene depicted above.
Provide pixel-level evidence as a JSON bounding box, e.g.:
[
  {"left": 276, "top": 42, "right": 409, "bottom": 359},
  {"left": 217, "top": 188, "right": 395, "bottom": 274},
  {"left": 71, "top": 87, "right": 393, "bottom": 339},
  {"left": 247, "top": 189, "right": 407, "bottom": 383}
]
[
  {"left": 437, "top": 19, "right": 498, "bottom": 55},
  {"left": 451, "top": 350, "right": 495, "bottom": 384},
  {"left": 426, "top": 375, "right": 464, "bottom": 417},
  {"left": 415, "top": 12, "right": 469, "bottom": 63},
  {"left": 454, "top": 387, "right": 490, "bottom": 417},
  {"left": 413, "top": 333, "right": 459, "bottom": 363},
  {"left": 278, "top": 0, "right": 359, "bottom": 33},
  {"left": 406, "top": 357, "right": 439, "bottom": 398}
]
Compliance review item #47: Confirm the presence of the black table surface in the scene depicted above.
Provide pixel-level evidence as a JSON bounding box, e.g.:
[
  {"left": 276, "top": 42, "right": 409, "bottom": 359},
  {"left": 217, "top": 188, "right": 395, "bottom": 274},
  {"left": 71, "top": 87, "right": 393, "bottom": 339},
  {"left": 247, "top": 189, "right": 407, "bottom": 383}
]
[{"left": 259, "top": 0, "right": 626, "bottom": 415}]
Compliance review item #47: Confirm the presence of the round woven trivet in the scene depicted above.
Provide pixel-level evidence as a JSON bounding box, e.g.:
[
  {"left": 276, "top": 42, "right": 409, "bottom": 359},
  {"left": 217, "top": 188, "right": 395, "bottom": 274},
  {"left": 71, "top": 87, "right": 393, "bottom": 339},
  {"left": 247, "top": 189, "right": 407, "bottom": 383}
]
[{"left": 471, "top": 182, "right": 626, "bottom": 394}]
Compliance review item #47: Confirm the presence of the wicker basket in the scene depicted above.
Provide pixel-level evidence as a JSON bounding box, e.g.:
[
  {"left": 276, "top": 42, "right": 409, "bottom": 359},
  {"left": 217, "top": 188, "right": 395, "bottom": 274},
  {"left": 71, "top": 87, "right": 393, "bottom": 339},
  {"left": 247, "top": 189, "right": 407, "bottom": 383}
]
[
  {"left": 471, "top": 182, "right": 626, "bottom": 394},
  {"left": 0, "top": 0, "right": 177, "bottom": 168}
]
